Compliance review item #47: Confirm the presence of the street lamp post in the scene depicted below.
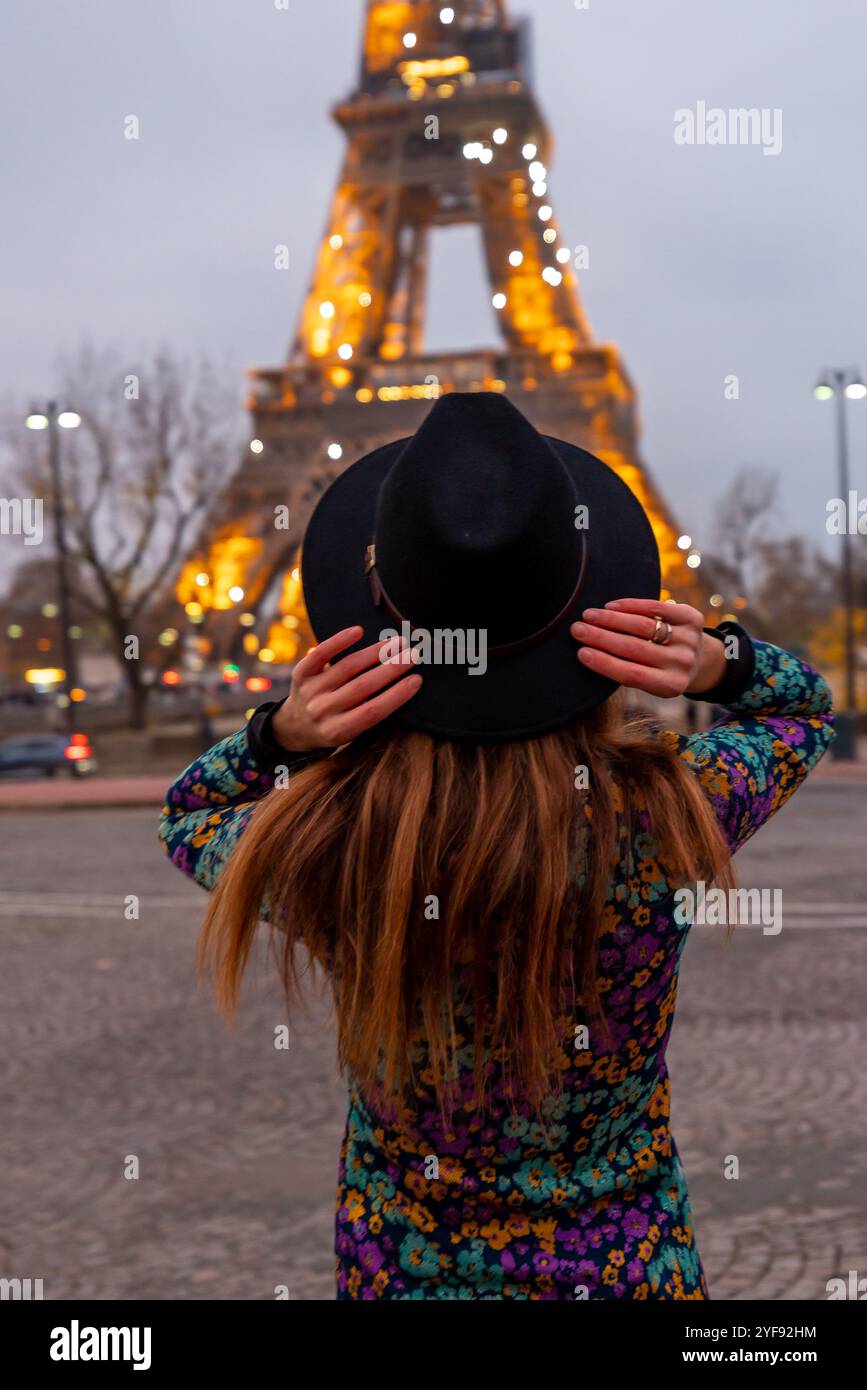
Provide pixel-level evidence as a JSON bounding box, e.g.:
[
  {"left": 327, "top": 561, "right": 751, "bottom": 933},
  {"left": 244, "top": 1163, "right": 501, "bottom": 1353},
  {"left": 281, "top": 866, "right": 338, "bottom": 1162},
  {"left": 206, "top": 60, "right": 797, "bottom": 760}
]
[
  {"left": 25, "top": 402, "right": 82, "bottom": 732},
  {"left": 815, "top": 367, "right": 866, "bottom": 754}
]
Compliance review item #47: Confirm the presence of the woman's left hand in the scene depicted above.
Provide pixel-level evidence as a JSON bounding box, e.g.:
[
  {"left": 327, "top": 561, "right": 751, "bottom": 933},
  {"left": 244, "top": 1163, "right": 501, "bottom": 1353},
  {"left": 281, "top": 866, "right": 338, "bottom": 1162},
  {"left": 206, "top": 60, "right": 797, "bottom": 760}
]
[{"left": 270, "top": 626, "right": 422, "bottom": 752}]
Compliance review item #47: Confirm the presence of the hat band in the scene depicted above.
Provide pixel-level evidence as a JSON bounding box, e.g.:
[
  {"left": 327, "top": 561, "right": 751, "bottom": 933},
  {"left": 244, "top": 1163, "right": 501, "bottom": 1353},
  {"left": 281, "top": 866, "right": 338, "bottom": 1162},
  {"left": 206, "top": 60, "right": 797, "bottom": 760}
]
[{"left": 364, "top": 536, "right": 588, "bottom": 658}]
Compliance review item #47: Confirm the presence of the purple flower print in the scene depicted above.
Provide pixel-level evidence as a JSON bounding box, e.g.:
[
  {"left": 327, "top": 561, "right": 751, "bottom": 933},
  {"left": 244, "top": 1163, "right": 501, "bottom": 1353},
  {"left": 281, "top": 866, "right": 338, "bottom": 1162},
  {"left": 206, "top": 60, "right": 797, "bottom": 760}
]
[
  {"left": 623, "top": 1209, "right": 649, "bottom": 1240},
  {"left": 358, "top": 1241, "right": 385, "bottom": 1274}
]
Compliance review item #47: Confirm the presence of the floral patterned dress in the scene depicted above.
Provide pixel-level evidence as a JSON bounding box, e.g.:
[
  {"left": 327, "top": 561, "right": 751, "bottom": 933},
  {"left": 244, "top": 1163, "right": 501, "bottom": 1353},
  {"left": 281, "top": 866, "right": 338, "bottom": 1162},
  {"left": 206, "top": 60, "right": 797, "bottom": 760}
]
[{"left": 159, "top": 637, "right": 834, "bottom": 1299}]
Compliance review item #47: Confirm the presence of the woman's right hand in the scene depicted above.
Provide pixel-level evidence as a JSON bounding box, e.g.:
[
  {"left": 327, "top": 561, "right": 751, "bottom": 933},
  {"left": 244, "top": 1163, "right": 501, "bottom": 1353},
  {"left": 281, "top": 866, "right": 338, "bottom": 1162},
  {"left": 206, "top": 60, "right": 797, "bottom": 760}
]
[
  {"left": 571, "top": 599, "right": 727, "bottom": 698},
  {"left": 269, "top": 626, "right": 422, "bottom": 753}
]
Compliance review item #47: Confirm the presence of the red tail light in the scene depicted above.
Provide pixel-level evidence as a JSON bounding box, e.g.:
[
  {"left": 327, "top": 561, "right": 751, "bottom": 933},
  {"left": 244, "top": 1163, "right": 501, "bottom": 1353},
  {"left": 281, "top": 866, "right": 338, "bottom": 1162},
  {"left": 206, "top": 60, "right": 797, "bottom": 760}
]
[{"left": 70, "top": 733, "right": 89, "bottom": 745}]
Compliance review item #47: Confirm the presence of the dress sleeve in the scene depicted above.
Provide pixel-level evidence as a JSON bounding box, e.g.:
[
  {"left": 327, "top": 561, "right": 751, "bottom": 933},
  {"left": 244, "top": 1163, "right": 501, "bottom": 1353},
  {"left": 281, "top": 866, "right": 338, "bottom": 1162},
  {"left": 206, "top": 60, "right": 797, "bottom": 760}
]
[
  {"left": 158, "top": 701, "right": 328, "bottom": 892},
  {"left": 677, "top": 638, "right": 835, "bottom": 854}
]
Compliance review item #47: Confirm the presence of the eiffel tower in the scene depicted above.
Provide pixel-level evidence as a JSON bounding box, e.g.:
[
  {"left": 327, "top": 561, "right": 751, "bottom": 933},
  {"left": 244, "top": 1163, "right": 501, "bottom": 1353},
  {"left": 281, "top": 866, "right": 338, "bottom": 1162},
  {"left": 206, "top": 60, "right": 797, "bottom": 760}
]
[{"left": 180, "top": 0, "right": 705, "bottom": 667}]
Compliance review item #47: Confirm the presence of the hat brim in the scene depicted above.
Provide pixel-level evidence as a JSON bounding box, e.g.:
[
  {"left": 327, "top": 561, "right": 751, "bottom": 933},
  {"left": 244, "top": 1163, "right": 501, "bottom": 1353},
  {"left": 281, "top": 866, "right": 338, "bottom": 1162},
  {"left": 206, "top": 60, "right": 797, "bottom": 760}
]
[{"left": 301, "top": 435, "right": 661, "bottom": 741}]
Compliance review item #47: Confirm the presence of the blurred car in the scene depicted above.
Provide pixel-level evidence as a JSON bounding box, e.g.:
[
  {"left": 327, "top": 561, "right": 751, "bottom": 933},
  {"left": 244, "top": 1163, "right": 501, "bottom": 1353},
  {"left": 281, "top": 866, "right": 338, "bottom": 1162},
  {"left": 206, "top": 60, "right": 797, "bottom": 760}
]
[{"left": 0, "top": 733, "right": 97, "bottom": 778}]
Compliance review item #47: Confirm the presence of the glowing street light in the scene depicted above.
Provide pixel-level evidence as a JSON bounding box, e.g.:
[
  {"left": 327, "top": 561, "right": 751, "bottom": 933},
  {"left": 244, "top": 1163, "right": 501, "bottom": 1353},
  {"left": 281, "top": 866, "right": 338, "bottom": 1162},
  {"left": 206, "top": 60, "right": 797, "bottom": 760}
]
[
  {"left": 814, "top": 366, "right": 866, "bottom": 724},
  {"left": 23, "top": 401, "right": 82, "bottom": 729}
]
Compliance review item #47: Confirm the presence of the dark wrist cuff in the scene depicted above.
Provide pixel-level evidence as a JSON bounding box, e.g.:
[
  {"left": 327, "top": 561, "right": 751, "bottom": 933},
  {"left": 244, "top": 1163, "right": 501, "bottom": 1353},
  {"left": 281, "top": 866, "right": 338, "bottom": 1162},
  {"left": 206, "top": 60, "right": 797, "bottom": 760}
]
[
  {"left": 246, "top": 699, "right": 332, "bottom": 773},
  {"left": 686, "top": 622, "right": 756, "bottom": 704}
]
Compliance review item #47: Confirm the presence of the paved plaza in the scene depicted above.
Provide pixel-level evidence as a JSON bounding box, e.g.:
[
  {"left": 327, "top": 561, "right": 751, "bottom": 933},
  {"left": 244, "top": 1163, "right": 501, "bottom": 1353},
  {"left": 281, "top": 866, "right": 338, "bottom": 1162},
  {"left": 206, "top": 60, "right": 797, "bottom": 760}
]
[{"left": 0, "top": 778, "right": 865, "bottom": 1300}]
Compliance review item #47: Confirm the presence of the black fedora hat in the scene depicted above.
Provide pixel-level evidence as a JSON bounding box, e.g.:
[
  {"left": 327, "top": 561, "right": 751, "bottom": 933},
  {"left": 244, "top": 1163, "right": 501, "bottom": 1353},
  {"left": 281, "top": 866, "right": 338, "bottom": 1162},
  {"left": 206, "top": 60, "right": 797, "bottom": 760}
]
[{"left": 301, "top": 392, "right": 660, "bottom": 741}]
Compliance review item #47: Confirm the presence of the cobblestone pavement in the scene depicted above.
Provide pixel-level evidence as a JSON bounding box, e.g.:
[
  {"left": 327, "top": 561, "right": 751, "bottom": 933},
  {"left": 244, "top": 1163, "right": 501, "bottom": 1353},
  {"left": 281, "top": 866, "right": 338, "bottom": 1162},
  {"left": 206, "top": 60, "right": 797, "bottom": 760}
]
[{"left": 0, "top": 779, "right": 864, "bottom": 1301}]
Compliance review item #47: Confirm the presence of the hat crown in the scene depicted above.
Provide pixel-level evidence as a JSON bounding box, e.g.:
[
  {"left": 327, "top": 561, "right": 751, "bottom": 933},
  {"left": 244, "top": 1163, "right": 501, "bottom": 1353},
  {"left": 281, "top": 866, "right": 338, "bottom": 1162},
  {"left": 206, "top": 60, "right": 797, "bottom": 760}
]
[{"left": 374, "top": 393, "right": 583, "bottom": 646}]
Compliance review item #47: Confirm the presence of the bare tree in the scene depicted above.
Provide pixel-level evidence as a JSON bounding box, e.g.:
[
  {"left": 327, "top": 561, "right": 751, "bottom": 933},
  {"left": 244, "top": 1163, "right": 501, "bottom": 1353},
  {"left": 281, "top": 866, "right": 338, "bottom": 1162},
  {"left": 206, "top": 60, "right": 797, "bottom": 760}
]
[
  {"left": 17, "top": 344, "right": 241, "bottom": 728},
  {"left": 751, "top": 536, "right": 838, "bottom": 654},
  {"left": 709, "top": 467, "right": 780, "bottom": 597}
]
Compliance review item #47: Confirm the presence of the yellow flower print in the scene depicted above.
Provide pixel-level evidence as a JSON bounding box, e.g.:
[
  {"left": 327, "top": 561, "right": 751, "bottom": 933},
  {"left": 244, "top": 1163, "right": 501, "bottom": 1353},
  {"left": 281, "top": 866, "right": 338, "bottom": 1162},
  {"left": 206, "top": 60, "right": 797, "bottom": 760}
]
[
  {"left": 407, "top": 1201, "right": 436, "bottom": 1234},
  {"left": 648, "top": 1082, "right": 668, "bottom": 1118},
  {"left": 404, "top": 1170, "right": 430, "bottom": 1197},
  {"left": 439, "top": 1157, "right": 465, "bottom": 1185},
  {"left": 345, "top": 1193, "right": 366, "bottom": 1223},
  {"left": 651, "top": 1125, "right": 670, "bottom": 1153},
  {"left": 531, "top": 1217, "right": 558, "bottom": 1250},
  {"left": 638, "top": 861, "right": 660, "bottom": 884},
  {"left": 480, "top": 1220, "right": 513, "bottom": 1250}
]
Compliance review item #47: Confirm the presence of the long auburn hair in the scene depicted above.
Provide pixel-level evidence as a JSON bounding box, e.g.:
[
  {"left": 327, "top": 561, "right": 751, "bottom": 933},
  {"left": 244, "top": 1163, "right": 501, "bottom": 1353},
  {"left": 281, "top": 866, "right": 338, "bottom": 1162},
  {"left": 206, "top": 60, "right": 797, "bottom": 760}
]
[{"left": 199, "top": 696, "right": 733, "bottom": 1116}]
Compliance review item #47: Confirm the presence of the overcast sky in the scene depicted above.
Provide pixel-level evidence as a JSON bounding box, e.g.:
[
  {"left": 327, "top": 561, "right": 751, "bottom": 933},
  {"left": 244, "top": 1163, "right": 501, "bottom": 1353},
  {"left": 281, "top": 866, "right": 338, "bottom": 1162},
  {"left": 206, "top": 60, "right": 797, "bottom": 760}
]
[{"left": 2, "top": 0, "right": 866, "bottom": 558}]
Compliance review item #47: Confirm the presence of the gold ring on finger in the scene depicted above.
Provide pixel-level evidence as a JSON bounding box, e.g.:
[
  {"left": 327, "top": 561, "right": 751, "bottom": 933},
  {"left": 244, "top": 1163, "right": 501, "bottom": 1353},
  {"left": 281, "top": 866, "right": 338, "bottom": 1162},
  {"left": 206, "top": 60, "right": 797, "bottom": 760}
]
[{"left": 650, "top": 618, "right": 673, "bottom": 646}]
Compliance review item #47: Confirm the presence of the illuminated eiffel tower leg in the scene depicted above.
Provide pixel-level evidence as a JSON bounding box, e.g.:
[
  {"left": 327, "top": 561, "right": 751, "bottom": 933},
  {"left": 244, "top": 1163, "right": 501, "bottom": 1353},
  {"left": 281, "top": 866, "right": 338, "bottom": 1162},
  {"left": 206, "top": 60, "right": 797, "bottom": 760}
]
[
  {"left": 296, "top": 183, "right": 400, "bottom": 366},
  {"left": 477, "top": 169, "right": 592, "bottom": 361},
  {"left": 183, "top": 0, "right": 707, "bottom": 666}
]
